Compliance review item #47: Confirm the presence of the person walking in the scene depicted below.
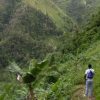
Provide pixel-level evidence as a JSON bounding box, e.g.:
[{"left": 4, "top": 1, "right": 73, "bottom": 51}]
[{"left": 84, "top": 64, "right": 95, "bottom": 100}]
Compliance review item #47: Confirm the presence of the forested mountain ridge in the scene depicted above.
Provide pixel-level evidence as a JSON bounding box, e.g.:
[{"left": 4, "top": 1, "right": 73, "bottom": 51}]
[
  {"left": 0, "top": 0, "right": 76, "bottom": 67},
  {"left": 0, "top": 0, "right": 100, "bottom": 67},
  {"left": 23, "top": 0, "right": 74, "bottom": 31}
]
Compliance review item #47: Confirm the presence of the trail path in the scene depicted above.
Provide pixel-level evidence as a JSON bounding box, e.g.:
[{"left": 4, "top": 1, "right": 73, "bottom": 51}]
[{"left": 71, "top": 85, "right": 95, "bottom": 100}]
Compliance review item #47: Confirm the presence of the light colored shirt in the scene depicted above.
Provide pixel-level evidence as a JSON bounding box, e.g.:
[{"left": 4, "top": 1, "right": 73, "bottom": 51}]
[{"left": 85, "top": 68, "right": 94, "bottom": 80}]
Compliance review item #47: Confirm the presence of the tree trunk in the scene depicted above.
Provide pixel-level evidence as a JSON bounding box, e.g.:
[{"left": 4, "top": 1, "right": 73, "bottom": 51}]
[{"left": 27, "top": 84, "right": 37, "bottom": 100}]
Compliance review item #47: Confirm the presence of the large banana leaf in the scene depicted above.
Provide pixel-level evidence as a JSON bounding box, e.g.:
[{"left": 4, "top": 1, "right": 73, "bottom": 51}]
[{"left": 8, "top": 62, "right": 24, "bottom": 75}]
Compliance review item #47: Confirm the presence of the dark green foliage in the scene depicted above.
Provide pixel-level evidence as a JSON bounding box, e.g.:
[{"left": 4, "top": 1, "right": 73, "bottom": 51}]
[
  {"left": 48, "top": 54, "right": 55, "bottom": 66},
  {"left": 86, "top": 10, "right": 100, "bottom": 30},
  {"left": 0, "top": 34, "right": 34, "bottom": 67},
  {"left": 23, "top": 72, "right": 36, "bottom": 83},
  {"left": 21, "top": 7, "right": 62, "bottom": 38},
  {"left": 0, "top": 2, "right": 63, "bottom": 67},
  {"left": 46, "top": 72, "right": 59, "bottom": 84},
  {"left": 75, "top": 9, "right": 100, "bottom": 52},
  {"left": 0, "top": 0, "right": 20, "bottom": 33},
  {"left": 30, "top": 67, "right": 41, "bottom": 77},
  {"left": 30, "top": 60, "right": 48, "bottom": 76},
  {"left": 35, "top": 59, "right": 48, "bottom": 68}
]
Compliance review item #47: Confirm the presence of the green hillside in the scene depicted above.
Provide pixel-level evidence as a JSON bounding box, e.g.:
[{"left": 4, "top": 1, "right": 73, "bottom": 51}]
[
  {"left": 1, "top": 0, "right": 100, "bottom": 67},
  {"left": 52, "top": 0, "right": 100, "bottom": 26},
  {"left": 0, "top": 0, "right": 100, "bottom": 100},
  {"left": 23, "top": 0, "right": 74, "bottom": 32},
  {"left": 0, "top": 0, "right": 76, "bottom": 67}
]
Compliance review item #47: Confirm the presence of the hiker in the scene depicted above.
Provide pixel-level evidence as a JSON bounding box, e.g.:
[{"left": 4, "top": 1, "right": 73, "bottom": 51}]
[{"left": 84, "top": 64, "right": 95, "bottom": 100}]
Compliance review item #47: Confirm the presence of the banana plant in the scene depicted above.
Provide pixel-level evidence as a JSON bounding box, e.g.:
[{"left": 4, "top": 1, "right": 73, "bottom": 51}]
[{"left": 8, "top": 59, "right": 48, "bottom": 100}]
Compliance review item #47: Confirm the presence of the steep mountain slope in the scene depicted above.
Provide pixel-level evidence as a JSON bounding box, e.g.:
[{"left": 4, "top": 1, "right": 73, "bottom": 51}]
[
  {"left": 52, "top": 0, "right": 100, "bottom": 26},
  {"left": 0, "top": 2, "right": 62, "bottom": 66},
  {"left": 1, "top": 0, "right": 100, "bottom": 68},
  {"left": 0, "top": 0, "right": 76, "bottom": 67},
  {"left": 23, "top": 0, "right": 74, "bottom": 32}
]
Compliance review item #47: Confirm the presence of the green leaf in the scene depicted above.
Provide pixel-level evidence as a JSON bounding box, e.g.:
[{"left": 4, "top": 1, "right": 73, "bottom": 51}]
[
  {"left": 8, "top": 62, "right": 24, "bottom": 75},
  {"left": 23, "top": 72, "right": 36, "bottom": 83}
]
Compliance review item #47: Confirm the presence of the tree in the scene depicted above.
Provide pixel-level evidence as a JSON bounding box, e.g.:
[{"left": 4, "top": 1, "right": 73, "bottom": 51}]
[{"left": 8, "top": 59, "right": 48, "bottom": 100}]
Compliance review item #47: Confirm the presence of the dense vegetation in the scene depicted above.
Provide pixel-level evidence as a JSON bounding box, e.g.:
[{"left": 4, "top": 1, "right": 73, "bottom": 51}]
[{"left": 0, "top": 0, "right": 100, "bottom": 100}]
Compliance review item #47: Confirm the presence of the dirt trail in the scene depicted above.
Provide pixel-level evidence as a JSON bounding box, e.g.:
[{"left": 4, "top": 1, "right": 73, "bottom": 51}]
[{"left": 71, "top": 85, "right": 95, "bottom": 100}]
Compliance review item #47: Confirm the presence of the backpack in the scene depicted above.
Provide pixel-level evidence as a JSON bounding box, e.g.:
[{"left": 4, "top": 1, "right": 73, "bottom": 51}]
[{"left": 87, "top": 70, "right": 94, "bottom": 79}]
